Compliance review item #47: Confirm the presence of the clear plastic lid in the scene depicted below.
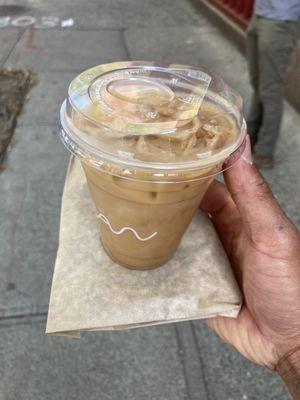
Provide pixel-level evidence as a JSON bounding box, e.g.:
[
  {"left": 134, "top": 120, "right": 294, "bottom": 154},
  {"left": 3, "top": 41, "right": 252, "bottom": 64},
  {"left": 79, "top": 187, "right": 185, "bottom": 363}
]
[{"left": 60, "top": 61, "right": 246, "bottom": 181}]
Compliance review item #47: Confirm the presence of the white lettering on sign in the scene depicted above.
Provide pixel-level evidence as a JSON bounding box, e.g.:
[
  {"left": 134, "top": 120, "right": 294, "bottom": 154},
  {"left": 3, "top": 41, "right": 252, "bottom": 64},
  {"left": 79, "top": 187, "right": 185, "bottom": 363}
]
[
  {"left": 0, "top": 17, "right": 10, "bottom": 27},
  {"left": 0, "top": 16, "right": 74, "bottom": 29},
  {"left": 35, "top": 17, "right": 60, "bottom": 29},
  {"left": 61, "top": 18, "right": 74, "bottom": 27},
  {"left": 11, "top": 16, "right": 36, "bottom": 27}
]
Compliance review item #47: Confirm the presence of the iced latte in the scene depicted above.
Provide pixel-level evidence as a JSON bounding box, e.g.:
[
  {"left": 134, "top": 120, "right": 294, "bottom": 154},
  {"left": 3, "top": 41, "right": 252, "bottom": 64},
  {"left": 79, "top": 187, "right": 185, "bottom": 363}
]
[{"left": 60, "top": 62, "right": 246, "bottom": 270}]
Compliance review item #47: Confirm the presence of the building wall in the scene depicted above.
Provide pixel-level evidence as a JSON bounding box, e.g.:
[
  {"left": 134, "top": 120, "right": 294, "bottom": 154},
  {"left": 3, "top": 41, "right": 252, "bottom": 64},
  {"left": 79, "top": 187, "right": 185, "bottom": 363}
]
[
  {"left": 193, "top": 0, "right": 300, "bottom": 112},
  {"left": 285, "top": 42, "right": 300, "bottom": 111}
]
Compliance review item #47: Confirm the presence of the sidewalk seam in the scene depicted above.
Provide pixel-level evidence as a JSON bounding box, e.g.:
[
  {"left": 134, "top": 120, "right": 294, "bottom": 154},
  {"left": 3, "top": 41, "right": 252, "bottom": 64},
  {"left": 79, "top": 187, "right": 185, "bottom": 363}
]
[
  {"left": 175, "top": 322, "right": 210, "bottom": 400},
  {"left": 0, "top": 310, "right": 47, "bottom": 320},
  {"left": 175, "top": 325, "right": 192, "bottom": 400},
  {"left": 0, "top": 28, "right": 26, "bottom": 67},
  {"left": 191, "top": 322, "right": 215, "bottom": 400},
  {"left": 0, "top": 311, "right": 47, "bottom": 328}
]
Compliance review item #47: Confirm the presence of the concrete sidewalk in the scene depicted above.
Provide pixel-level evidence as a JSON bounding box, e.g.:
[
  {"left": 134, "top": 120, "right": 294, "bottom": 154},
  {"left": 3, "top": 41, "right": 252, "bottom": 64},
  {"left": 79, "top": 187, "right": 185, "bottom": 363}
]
[{"left": 1, "top": 0, "right": 299, "bottom": 399}]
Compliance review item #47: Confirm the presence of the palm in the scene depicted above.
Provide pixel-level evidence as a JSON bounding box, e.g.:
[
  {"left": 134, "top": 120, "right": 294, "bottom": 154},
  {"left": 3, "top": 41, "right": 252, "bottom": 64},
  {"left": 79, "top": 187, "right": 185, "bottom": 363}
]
[
  {"left": 206, "top": 223, "right": 289, "bottom": 369},
  {"left": 200, "top": 161, "right": 300, "bottom": 370}
]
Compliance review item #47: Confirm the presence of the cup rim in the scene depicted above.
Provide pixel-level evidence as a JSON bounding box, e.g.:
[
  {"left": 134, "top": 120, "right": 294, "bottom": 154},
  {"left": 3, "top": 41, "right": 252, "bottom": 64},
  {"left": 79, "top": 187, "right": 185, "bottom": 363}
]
[{"left": 60, "top": 100, "right": 247, "bottom": 182}]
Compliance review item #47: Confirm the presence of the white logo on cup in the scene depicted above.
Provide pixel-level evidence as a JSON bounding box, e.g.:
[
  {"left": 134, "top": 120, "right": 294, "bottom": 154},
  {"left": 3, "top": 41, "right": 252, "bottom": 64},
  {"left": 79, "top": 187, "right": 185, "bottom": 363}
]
[{"left": 97, "top": 212, "right": 158, "bottom": 241}]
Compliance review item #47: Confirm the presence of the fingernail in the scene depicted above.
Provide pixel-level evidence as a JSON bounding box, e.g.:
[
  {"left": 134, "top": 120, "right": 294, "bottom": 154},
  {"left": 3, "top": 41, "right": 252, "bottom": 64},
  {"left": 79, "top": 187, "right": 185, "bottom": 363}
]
[{"left": 241, "top": 135, "right": 253, "bottom": 165}]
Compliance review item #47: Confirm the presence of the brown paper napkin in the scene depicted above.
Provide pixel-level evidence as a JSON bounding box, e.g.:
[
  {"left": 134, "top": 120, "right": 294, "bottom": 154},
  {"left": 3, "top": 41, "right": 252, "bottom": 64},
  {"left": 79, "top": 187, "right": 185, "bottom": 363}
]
[{"left": 46, "top": 157, "right": 242, "bottom": 337}]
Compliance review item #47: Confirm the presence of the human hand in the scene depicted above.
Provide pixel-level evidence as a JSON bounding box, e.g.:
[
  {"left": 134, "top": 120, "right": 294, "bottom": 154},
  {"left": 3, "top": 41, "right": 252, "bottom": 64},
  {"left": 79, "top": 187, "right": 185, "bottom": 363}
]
[{"left": 200, "top": 136, "right": 300, "bottom": 397}]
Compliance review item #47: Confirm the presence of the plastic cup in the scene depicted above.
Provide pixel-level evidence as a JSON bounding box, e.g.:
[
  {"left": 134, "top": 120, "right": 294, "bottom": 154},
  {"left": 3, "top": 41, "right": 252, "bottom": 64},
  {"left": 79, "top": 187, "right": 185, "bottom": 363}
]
[{"left": 60, "top": 61, "right": 246, "bottom": 270}]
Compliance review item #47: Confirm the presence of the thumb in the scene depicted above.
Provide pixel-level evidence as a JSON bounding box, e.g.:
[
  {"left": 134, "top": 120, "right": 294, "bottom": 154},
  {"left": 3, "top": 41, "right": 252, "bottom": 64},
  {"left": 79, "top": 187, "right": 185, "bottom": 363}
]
[{"left": 224, "top": 136, "right": 297, "bottom": 248}]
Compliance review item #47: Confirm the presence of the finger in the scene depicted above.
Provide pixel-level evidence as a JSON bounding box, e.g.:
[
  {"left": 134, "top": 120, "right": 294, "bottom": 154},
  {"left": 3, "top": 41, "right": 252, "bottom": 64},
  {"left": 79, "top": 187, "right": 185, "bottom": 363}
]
[
  {"left": 224, "top": 135, "right": 296, "bottom": 249},
  {"left": 200, "top": 179, "right": 233, "bottom": 215},
  {"left": 200, "top": 180, "right": 241, "bottom": 254}
]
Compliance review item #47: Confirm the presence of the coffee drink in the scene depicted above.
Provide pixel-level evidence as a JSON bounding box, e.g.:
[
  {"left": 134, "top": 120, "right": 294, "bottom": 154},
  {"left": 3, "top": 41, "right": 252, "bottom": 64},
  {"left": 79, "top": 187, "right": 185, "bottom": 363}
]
[{"left": 60, "top": 62, "right": 246, "bottom": 269}]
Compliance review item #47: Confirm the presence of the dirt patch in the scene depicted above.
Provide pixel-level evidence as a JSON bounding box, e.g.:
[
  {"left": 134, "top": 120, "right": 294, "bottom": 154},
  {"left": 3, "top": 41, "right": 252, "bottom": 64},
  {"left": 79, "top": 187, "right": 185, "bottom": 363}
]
[{"left": 0, "top": 69, "right": 37, "bottom": 166}]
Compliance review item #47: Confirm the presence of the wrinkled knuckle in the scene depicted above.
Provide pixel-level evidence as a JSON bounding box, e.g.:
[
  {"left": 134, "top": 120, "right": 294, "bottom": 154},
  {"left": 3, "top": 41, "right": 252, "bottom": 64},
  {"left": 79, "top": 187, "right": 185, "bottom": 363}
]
[
  {"left": 251, "top": 178, "right": 270, "bottom": 198},
  {"left": 279, "top": 228, "right": 300, "bottom": 253},
  {"left": 265, "top": 225, "right": 300, "bottom": 259},
  {"left": 232, "top": 176, "right": 270, "bottom": 201}
]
